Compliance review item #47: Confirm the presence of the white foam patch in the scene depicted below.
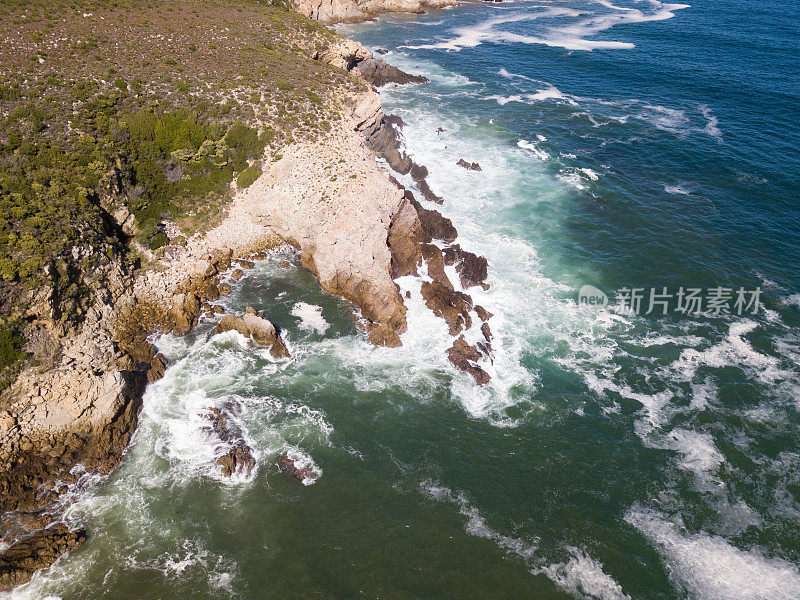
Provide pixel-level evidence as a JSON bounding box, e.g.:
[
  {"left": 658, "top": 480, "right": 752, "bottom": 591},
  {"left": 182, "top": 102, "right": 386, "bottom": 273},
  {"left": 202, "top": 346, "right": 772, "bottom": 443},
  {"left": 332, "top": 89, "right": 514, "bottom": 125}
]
[
  {"left": 670, "top": 320, "right": 788, "bottom": 388},
  {"left": 664, "top": 183, "right": 691, "bottom": 195},
  {"left": 626, "top": 507, "right": 800, "bottom": 600},
  {"left": 517, "top": 138, "right": 550, "bottom": 160},
  {"left": 400, "top": 2, "right": 688, "bottom": 53},
  {"left": 403, "top": 0, "right": 689, "bottom": 52},
  {"left": 291, "top": 301, "right": 330, "bottom": 335},
  {"left": 537, "top": 547, "right": 631, "bottom": 600},
  {"left": 421, "top": 481, "right": 539, "bottom": 561}
]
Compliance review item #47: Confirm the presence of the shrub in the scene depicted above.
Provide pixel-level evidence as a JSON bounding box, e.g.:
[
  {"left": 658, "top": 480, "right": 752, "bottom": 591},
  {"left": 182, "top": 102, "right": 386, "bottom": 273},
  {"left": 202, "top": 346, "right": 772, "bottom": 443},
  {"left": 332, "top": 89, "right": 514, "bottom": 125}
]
[
  {"left": 236, "top": 164, "right": 262, "bottom": 189},
  {"left": 0, "top": 326, "right": 25, "bottom": 370}
]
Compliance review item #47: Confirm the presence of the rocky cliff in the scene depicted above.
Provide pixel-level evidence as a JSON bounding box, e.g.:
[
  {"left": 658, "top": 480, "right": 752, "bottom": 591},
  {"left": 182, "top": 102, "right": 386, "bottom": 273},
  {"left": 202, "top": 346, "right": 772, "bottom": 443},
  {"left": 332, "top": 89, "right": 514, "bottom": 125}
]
[{"left": 293, "top": 0, "right": 458, "bottom": 24}]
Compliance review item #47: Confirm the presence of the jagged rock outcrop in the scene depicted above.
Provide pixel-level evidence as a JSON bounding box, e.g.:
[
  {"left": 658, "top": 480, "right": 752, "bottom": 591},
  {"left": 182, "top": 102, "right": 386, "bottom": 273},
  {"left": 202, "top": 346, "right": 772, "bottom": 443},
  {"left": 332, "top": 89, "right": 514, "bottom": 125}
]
[
  {"left": 442, "top": 244, "right": 489, "bottom": 290},
  {"left": 203, "top": 402, "right": 255, "bottom": 478},
  {"left": 313, "top": 38, "right": 426, "bottom": 88},
  {"left": 294, "top": 0, "right": 457, "bottom": 24},
  {"left": 215, "top": 308, "right": 290, "bottom": 359},
  {"left": 355, "top": 58, "right": 428, "bottom": 87},
  {"left": 0, "top": 524, "right": 86, "bottom": 591},
  {"left": 446, "top": 335, "right": 491, "bottom": 386}
]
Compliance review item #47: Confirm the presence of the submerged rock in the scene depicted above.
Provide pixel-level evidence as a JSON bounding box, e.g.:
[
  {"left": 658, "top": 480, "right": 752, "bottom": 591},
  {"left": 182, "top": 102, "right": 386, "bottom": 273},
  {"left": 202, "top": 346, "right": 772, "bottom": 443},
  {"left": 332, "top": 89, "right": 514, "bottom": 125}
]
[
  {"left": 277, "top": 454, "right": 312, "bottom": 482},
  {"left": 203, "top": 404, "right": 255, "bottom": 478},
  {"left": 456, "top": 159, "right": 482, "bottom": 171},
  {"left": 0, "top": 524, "right": 86, "bottom": 591}
]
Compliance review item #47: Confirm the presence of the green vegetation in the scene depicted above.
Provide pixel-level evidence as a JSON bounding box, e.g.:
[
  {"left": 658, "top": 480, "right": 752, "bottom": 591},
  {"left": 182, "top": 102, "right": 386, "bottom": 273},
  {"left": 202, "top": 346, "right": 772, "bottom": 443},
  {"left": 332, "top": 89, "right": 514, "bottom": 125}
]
[
  {"left": 0, "top": 327, "right": 25, "bottom": 370},
  {"left": 236, "top": 164, "right": 263, "bottom": 189},
  {"left": 0, "top": 325, "right": 26, "bottom": 391},
  {"left": 0, "top": 0, "right": 369, "bottom": 385}
]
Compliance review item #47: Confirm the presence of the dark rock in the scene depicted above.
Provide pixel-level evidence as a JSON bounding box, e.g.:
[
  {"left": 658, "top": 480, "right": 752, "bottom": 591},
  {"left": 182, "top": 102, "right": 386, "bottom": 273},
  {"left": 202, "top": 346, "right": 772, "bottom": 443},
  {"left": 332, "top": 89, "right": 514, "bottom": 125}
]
[
  {"left": 410, "top": 198, "right": 457, "bottom": 243},
  {"left": 216, "top": 445, "right": 255, "bottom": 478},
  {"left": 237, "top": 259, "right": 255, "bottom": 269},
  {"left": 146, "top": 352, "right": 168, "bottom": 383},
  {"left": 0, "top": 524, "right": 86, "bottom": 591},
  {"left": 481, "top": 322, "right": 493, "bottom": 342},
  {"left": 384, "top": 114, "right": 405, "bottom": 130},
  {"left": 375, "top": 48, "right": 389, "bottom": 55},
  {"left": 230, "top": 268, "right": 244, "bottom": 282},
  {"left": 277, "top": 454, "right": 312, "bottom": 482},
  {"left": 474, "top": 305, "right": 493, "bottom": 322},
  {"left": 355, "top": 57, "right": 429, "bottom": 87},
  {"left": 409, "top": 162, "right": 428, "bottom": 182},
  {"left": 416, "top": 179, "right": 443, "bottom": 204},
  {"left": 442, "top": 244, "right": 489, "bottom": 290},
  {"left": 203, "top": 403, "right": 255, "bottom": 478},
  {"left": 456, "top": 159, "right": 482, "bottom": 171},
  {"left": 364, "top": 116, "right": 412, "bottom": 174},
  {"left": 421, "top": 244, "right": 452, "bottom": 291},
  {"left": 420, "top": 280, "right": 472, "bottom": 336},
  {"left": 447, "top": 336, "right": 491, "bottom": 385}
]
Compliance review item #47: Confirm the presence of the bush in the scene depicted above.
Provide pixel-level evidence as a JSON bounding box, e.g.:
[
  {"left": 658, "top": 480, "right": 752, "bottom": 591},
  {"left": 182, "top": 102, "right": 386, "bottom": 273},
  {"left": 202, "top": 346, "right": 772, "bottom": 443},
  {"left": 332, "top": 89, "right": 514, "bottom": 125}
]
[
  {"left": 0, "top": 326, "right": 25, "bottom": 370},
  {"left": 236, "top": 164, "right": 262, "bottom": 189}
]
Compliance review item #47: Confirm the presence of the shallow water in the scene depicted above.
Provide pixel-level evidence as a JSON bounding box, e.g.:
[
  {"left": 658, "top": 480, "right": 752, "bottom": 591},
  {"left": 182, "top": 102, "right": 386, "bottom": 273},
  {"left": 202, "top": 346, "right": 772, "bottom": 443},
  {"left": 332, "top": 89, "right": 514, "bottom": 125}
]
[{"left": 7, "top": 1, "right": 800, "bottom": 598}]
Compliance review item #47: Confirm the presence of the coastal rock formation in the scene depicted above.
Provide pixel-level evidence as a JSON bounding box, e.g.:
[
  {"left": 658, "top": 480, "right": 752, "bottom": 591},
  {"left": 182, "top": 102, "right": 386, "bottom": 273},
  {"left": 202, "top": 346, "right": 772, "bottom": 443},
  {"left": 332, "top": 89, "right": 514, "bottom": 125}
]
[
  {"left": 355, "top": 58, "right": 429, "bottom": 87},
  {"left": 243, "top": 91, "right": 410, "bottom": 347},
  {"left": 446, "top": 336, "right": 491, "bottom": 386},
  {"left": 203, "top": 403, "right": 255, "bottom": 478},
  {"left": 314, "top": 39, "right": 427, "bottom": 88},
  {"left": 0, "top": 524, "right": 86, "bottom": 591},
  {"left": 215, "top": 309, "right": 290, "bottom": 359},
  {"left": 442, "top": 244, "right": 489, "bottom": 290},
  {"left": 294, "top": 0, "right": 457, "bottom": 24}
]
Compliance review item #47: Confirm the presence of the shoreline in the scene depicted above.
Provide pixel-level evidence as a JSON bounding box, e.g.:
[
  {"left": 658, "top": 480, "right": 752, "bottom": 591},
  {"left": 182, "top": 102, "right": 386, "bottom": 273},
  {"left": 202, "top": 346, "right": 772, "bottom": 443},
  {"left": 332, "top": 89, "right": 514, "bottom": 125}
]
[{"left": 0, "top": 5, "right": 495, "bottom": 589}]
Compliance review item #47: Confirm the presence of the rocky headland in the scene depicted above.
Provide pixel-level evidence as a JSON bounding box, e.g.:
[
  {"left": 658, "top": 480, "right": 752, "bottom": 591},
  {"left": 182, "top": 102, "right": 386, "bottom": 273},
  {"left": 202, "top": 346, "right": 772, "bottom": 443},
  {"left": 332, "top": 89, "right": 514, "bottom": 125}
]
[{"left": 0, "top": 0, "right": 493, "bottom": 590}]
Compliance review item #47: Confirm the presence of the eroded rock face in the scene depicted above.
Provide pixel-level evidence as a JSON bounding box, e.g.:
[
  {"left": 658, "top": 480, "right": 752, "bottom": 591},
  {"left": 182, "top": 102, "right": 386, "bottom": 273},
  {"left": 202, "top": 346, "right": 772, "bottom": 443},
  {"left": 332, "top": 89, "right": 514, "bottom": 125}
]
[
  {"left": 244, "top": 92, "right": 409, "bottom": 347},
  {"left": 420, "top": 281, "right": 473, "bottom": 336},
  {"left": 411, "top": 197, "right": 457, "bottom": 244},
  {"left": 442, "top": 244, "right": 489, "bottom": 290},
  {"left": 215, "top": 309, "right": 290, "bottom": 359},
  {"left": 0, "top": 524, "right": 86, "bottom": 591}
]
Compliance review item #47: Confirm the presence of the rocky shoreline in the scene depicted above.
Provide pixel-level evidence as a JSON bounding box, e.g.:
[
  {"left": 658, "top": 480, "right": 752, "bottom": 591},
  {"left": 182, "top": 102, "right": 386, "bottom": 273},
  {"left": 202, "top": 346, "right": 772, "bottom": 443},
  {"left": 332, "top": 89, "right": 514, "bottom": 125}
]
[{"left": 0, "top": 7, "right": 493, "bottom": 592}]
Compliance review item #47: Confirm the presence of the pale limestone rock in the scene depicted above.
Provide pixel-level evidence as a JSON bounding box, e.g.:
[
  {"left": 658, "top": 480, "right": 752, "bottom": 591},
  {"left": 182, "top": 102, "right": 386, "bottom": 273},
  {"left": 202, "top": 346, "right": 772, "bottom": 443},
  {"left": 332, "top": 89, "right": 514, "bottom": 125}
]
[
  {"left": 242, "top": 91, "right": 408, "bottom": 346},
  {"left": 293, "top": 0, "right": 458, "bottom": 24}
]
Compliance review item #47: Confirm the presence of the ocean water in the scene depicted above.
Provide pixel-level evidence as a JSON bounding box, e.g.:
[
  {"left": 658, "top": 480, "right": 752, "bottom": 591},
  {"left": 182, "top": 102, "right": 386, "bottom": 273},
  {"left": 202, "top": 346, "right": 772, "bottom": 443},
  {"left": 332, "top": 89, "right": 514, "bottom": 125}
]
[{"left": 7, "top": 1, "right": 800, "bottom": 598}]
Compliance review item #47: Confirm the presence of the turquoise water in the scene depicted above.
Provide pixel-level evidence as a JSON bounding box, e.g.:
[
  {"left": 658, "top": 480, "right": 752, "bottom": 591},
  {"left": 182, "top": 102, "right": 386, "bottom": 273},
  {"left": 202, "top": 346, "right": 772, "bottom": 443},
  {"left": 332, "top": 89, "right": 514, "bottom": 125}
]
[{"left": 7, "top": 1, "right": 800, "bottom": 598}]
